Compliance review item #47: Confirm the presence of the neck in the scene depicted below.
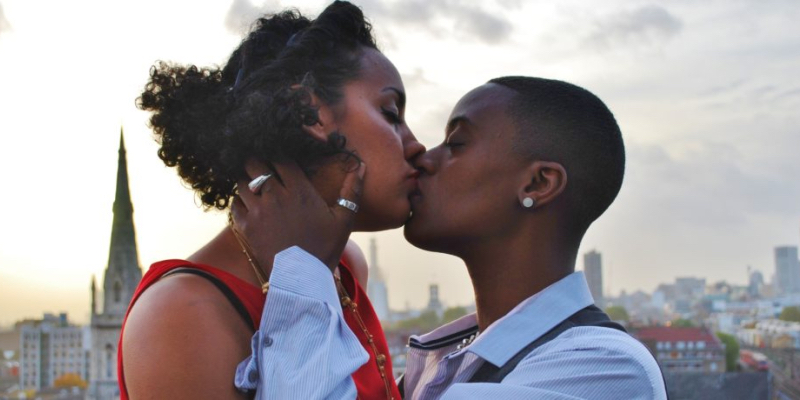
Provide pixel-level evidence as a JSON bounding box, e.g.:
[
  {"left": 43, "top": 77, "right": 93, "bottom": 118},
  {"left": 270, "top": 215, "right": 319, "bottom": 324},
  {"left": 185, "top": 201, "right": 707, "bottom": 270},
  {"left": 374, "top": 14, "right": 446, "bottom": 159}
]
[
  {"left": 461, "top": 229, "right": 578, "bottom": 332},
  {"left": 186, "top": 227, "right": 264, "bottom": 288}
]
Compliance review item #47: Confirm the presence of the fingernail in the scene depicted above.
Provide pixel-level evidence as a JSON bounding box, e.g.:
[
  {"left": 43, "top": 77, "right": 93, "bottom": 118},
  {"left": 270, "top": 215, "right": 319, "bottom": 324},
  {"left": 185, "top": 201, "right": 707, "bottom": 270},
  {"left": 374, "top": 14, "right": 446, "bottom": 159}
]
[{"left": 359, "top": 163, "right": 367, "bottom": 179}]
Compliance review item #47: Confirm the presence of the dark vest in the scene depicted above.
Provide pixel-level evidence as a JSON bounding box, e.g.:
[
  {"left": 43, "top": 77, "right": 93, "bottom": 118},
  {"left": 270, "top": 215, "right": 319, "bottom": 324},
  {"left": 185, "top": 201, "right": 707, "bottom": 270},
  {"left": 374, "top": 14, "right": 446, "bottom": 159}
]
[{"left": 399, "top": 305, "right": 668, "bottom": 399}]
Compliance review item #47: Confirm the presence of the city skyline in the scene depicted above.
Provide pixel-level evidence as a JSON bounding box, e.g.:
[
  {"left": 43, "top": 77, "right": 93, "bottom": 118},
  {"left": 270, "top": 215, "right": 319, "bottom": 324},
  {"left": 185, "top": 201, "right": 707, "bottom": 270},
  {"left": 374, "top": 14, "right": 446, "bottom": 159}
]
[{"left": 1, "top": 0, "right": 800, "bottom": 326}]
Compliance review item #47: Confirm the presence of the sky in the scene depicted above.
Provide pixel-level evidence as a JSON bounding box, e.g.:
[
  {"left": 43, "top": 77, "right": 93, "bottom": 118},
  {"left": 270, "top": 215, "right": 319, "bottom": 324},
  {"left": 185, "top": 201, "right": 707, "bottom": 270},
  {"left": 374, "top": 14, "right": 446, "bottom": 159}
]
[{"left": 0, "top": 0, "right": 799, "bottom": 327}]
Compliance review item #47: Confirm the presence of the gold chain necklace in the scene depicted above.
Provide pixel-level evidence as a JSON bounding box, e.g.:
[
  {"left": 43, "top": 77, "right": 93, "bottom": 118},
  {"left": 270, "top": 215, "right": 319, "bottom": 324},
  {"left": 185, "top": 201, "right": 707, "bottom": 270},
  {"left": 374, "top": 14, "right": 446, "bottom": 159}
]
[
  {"left": 334, "top": 276, "right": 394, "bottom": 400},
  {"left": 228, "top": 215, "right": 270, "bottom": 294}
]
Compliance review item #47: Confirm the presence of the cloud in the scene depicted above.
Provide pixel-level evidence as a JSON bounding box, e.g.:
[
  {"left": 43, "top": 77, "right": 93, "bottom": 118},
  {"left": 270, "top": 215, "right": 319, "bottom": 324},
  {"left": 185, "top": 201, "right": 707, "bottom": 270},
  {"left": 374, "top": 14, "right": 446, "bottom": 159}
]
[
  {"left": 0, "top": 2, "right": 11, "bottom": 36},
  {"left": 359, "top": 0, "right": 514, "bottom": 45},
  {"left": 225, "top": 0, "right": 281, "bottom": 35},
  {"left": 583, "top": 5, "right": 683, "bottom": 51},
  {"left": 622, "top": 137, "right": 800, "bottom": 233}
]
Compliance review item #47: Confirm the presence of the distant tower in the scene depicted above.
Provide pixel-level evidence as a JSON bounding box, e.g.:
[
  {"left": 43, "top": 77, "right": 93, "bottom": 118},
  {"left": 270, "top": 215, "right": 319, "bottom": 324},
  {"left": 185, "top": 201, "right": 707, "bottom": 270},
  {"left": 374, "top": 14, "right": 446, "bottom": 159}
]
[
  {"left": 88, "top": 130, "right": 143, "bottom": 399},
  {"left": 426, "top": 284, "right": 444, "bottom": 317},
  {"left": 748, "top": 267, "right": 764, "bottom": 298},
  {"left": 584, "top": 250, "right": 604, "bottom": 307},
  {"left": 366, "top": 238, "right": 390, "bottom": 322},
  {"left": 90, "top": 275, "right": 97, "bottom": 315},
  {"left": 775, "top": 246, "right": 800, "bottom": 295}
]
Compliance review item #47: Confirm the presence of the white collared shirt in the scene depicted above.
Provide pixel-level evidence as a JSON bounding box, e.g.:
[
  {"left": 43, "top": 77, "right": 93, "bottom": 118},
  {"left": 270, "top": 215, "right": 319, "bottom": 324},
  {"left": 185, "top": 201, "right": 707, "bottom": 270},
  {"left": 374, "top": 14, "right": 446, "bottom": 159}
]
[
  {"left": 235, "top": 248, "right": 667, "bottom": 400},
  {"left": 403, "top": 272, "right": 667, "bottom": 399}
]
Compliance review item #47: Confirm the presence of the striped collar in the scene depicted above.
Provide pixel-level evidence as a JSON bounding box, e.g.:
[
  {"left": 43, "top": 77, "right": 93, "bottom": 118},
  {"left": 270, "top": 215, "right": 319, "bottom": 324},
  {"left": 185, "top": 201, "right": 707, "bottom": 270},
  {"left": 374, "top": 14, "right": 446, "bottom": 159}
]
[{"left": 408, "top": 272, "right": 594, "bottom": 367}]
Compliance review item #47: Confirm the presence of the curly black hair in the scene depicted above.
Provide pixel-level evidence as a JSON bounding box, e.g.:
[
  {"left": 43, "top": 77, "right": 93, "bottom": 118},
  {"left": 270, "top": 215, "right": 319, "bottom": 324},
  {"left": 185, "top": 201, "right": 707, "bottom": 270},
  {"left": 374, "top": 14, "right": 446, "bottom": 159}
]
[{"left": 137, "top": 1, "right": 377, "bottom": 209}]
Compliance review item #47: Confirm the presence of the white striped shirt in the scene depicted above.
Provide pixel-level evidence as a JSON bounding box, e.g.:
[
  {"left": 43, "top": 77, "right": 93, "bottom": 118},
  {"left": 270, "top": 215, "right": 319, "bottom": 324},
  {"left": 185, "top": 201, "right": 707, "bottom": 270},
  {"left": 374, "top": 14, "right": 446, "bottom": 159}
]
[
  {"left": 235, "top": 248, "right": 667, "bottom": 399},
  {"left": 403, "top": 272, "right": 667, "bottom": 399},
  {"left": 234, "top": 247, "right": 368, "bottom": 399}
]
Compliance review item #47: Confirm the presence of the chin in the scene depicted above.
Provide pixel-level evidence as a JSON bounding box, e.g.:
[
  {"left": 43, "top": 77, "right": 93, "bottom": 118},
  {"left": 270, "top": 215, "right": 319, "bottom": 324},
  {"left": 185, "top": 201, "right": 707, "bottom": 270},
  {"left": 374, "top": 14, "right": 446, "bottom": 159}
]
[
  {"left": 354, "top": 201, "right": 409, "bottom": 232},
  {"left": 403, "top": 221, "right": 441, "bottom": 252}
]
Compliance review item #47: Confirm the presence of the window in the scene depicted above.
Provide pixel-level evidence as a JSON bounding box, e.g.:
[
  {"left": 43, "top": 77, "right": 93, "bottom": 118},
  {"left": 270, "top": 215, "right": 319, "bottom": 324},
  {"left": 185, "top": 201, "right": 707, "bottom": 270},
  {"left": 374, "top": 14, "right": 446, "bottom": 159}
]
[
  {"left": 105, "top": 344, "right": 114, "bottom": 378},
  {"left": 697, "top": 341, "right": 706, "bottom": 349},
  {"left": 677, "top": 341, "right": 686, "bottom": 350},
  {"left": 114, "top": 281, "right": 122, "bottom": 303}
]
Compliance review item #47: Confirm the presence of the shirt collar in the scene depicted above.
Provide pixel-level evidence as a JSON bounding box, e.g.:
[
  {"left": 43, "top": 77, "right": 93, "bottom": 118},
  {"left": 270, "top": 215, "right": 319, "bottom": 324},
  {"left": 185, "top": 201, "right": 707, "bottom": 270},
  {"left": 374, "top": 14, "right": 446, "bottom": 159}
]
[{"left": 466, "top": 271, "right": 594, "bottom": 367}]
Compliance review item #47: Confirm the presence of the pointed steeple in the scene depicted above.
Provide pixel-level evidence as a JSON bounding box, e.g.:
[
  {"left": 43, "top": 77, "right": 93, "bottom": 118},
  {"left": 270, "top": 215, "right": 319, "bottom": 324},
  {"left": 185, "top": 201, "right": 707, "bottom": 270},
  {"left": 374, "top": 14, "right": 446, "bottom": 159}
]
[
  {"left": 114, "top": 128, "right": 133, "bottom": 217},
  {"left": 101, "top": 128, "right": 142, "bottom": 317}
]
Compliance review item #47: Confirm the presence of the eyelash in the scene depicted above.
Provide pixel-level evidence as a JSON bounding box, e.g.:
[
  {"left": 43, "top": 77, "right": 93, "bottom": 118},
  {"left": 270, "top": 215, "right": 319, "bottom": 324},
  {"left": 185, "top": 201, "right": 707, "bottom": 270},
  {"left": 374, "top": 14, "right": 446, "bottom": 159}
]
[
  {"left": 445, "top": 133, "right": 464, "bottom": 148},
  {"left": 381, "top": 108, "right": 403, "bottom": 126}
]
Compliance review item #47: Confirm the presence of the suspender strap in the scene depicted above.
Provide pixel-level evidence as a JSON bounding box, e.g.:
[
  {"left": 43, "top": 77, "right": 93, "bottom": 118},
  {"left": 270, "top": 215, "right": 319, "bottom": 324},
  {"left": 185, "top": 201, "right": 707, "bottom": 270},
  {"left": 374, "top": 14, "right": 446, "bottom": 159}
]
[
  {"left": 468, "top": 305, "right": 625, "bottom": 383},
  {"left": 163, "top": 267, "right": 256, "bottom": 330}
]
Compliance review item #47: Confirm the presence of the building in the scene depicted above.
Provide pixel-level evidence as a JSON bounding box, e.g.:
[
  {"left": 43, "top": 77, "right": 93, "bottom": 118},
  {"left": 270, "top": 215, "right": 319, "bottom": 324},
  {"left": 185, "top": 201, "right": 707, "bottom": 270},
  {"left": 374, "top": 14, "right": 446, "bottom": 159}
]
[
  {"left": 426, "top": 284, "right": 444, "bottom": 317},
  {"left": 738, "top": 319, "right": 800, "bottom": 349},
  {"left": 583, "top": 250, "right": 603, "bottom": 307},
  {"left": 0, "top": 324, "right": 21, "bottom": 360},
  {"left": 366, "top": 238, "right": 390, "bottom": 322},
  {"left": 748, "top": 268, "right": 764, "bottom": 298},
  {"left": 87, "top": 131, "right": 143, "bottom": 400},
  {"left": 775, "top": 246, "right": 800, "bottom": 295},
  {"left": 18, "top": 313, "right": 88, "bottom": 391},
  {"left": 635, "top": 327, "right": 726, "bottom": 373}
]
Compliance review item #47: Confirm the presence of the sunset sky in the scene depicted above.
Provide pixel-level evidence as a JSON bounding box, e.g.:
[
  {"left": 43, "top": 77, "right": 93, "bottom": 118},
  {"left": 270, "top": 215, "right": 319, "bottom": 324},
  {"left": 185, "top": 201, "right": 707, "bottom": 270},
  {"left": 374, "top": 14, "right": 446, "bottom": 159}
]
[{"left": 1, "top": 0, "right": 799, "bottom": 327}]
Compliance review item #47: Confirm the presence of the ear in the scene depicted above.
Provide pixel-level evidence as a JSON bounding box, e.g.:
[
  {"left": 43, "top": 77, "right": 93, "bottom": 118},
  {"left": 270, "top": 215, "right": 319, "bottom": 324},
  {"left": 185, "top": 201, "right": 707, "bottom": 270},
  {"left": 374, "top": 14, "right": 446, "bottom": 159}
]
[
  {"left": 293, "top": 85, "right": 338, "bottom": 142},
  {"left": 517, "top": 161, "right": 567, "bottom": 209}
]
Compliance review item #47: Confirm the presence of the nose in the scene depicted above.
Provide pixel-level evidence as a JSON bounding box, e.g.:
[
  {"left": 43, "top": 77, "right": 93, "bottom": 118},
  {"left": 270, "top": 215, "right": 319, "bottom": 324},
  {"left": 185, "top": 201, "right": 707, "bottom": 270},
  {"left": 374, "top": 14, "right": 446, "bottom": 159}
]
[
  {"left": 412, "top": 144, "right": 437, "bottom": 175},
  {"left": 402, "top": 129, "right": 426, "bottom": 164}
]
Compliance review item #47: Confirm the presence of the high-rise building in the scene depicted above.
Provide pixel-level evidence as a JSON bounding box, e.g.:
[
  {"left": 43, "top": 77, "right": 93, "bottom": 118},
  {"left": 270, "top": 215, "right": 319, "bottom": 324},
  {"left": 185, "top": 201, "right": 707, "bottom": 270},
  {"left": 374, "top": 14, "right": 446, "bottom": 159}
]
[
  {"left": 584, "top": 250, "right": 603, "bottom": 307},
  {"left": 366, "top": 238, "right": 390, "bottom": 322},
  {"left": 775, "top": 246, "right": 800, "bottom": 295},
  {"left": 748, "top": 268, "right": 764, "bottom": 298},
  {"left": 19, "top": 313, "right": 88, "bottom": 391},
  {"left": 87, "top": 131, "right": 143, "bottom": 399}
]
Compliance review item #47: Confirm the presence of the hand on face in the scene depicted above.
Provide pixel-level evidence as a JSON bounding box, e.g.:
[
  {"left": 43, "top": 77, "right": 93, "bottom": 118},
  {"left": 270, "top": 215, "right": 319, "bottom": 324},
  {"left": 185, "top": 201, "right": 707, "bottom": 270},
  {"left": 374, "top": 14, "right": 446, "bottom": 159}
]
[
  {"left": 317, "top": 49, "right": 424, "bottom": 231},
  {"left": 231, "top": 160, "right": 366, "bottom": 271}
]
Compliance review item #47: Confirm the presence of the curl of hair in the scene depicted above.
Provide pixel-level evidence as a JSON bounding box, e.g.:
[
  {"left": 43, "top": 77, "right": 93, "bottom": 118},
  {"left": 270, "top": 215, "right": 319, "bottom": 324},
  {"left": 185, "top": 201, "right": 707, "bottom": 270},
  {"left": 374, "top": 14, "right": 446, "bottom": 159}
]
[{"left": 137, "top": 1, "right": 376, "bottom": 209}]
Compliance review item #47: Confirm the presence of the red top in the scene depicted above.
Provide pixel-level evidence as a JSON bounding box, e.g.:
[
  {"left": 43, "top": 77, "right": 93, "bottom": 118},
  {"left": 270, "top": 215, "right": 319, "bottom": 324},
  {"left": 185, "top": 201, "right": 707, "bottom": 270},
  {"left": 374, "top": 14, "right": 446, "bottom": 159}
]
[{"left": 118, "top": 258, "right": 399, "bottom": 399}]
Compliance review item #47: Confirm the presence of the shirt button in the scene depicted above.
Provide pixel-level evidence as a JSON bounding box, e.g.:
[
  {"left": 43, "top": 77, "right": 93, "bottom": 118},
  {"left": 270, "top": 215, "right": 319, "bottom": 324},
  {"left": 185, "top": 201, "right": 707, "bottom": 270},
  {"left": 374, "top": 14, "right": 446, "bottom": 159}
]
[
  {"left": 248, "top": 369, "right": 258, "bottom": 383},
  {"left": 264, "top": 336, "right": 274, "bottom": 347}
]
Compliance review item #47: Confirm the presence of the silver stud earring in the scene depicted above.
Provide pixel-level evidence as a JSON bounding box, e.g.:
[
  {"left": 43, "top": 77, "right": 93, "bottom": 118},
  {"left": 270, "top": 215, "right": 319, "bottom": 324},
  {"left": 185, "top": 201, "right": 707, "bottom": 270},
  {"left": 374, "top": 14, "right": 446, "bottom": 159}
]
[{"left": 522, "top": 197, "right": 535, "bottom": 208}]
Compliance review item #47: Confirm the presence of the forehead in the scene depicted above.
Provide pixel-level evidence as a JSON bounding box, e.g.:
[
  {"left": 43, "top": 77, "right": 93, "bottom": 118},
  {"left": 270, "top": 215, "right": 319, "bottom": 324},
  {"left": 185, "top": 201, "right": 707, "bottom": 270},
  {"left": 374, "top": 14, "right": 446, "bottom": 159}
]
[
  {"left": 355, "top": 48, "right": 404, "bottom": 91},
  {"left": 449, "top": 83, "right": 517, "bottom": 134}
]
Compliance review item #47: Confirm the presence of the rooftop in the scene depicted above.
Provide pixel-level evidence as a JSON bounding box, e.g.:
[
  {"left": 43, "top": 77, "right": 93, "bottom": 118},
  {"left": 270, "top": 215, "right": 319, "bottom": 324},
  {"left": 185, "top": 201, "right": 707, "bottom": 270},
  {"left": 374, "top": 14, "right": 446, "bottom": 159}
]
[{"left": 635, "top": 327, "right": 722, "bottom": 347}]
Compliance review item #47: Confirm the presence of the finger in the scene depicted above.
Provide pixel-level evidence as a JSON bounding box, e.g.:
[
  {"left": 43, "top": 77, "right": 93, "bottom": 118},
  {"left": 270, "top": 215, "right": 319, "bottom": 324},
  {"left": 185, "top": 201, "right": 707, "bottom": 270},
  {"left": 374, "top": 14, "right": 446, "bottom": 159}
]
[
  {"left": 244, "top": 159, "right": 274, "bottom": 180},
  {"left": 331, "top": 162, "right": 366, "bottom": 222},
  {"left": 229, "top": 196, "right": 247, "bottom": 226},
  {"left": 244, "top": 159, "right": 284, "bottom": 191},
  {"left": 270, "top": 161, "right": 307, "bottom": 190},
  {"left": 269, "top": 161, "right": 328, "bottom": 209},
  {"left": 235, "top": 180, "right": 261, "bottom": 213}
]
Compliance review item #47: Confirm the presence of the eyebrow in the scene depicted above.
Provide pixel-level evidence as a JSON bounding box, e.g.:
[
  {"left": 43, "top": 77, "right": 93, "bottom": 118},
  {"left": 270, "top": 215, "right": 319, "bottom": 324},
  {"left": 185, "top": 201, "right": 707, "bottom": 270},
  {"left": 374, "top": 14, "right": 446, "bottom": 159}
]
[
  {"left": 446, "top": 115, "right": 472, "bottom": 135},
  {"left": 383, "top": 87, "right": 406, "bottom": 109}
]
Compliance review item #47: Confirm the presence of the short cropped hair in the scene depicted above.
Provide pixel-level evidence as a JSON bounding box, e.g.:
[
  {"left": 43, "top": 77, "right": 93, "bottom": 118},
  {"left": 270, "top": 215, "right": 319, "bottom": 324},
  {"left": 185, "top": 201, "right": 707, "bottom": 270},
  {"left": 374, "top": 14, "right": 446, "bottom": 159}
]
[{"left": 489, "top": 76, "right": 625, "bottom": 230}]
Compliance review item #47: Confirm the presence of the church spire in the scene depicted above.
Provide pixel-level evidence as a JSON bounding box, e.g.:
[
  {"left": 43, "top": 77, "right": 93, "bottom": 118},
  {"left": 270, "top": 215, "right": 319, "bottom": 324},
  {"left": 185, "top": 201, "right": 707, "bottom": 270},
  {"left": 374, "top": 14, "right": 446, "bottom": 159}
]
[
  {"left": 113, "top": 128, "right": 133, "bottom": 218},
  {"left": 101, "top": 127, "right": 142, "bottom": 316}
]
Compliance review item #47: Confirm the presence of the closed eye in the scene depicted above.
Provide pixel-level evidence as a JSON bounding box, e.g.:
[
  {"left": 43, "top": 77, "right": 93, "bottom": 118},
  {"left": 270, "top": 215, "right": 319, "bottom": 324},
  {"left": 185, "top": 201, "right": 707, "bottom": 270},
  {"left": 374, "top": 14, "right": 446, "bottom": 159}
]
[
  {"left": 445, "top": 132, "right": 464, "bottom": 148},
  {"left": 381, "top": 107, "right": 403, "bottom": 127}
]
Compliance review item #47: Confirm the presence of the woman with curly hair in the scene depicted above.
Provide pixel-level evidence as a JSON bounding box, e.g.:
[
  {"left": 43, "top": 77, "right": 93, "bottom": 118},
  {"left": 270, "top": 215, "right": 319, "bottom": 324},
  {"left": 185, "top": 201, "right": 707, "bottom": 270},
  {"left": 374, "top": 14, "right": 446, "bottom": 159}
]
[{"left": 120, "top": 2, "right": 423, "bottom": 399}]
